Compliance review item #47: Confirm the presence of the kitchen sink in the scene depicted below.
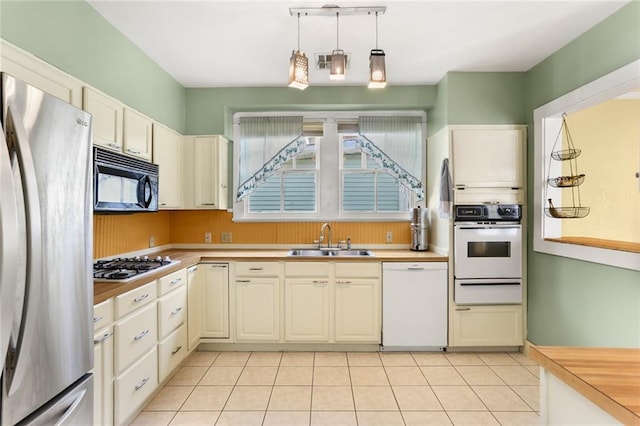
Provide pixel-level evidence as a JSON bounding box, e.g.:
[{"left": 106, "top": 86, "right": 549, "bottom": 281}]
[{"left": 287, "top": 248, "right": 374, "bottom": 257}]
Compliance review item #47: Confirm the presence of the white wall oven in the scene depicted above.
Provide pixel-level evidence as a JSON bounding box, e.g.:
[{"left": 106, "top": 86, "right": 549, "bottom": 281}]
[{"left": 454, "top": 204, "right": 522, "bottom": 304}]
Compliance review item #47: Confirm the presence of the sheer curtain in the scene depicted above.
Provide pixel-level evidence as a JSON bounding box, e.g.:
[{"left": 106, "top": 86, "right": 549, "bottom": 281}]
[
  {"left": 236, "top": 116, "right": 305, "bottom": 200},
  {"left": 356, "top": 115, "right": 424, "bottom": 200}
]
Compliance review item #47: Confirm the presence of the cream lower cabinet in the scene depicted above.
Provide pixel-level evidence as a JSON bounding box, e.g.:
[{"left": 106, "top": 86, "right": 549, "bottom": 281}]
[
  {"left": 334, "top": 263, "right": 381, "bottom": 343},
  {"left": 187, "top": 265, "right": 204, "bottom": 350},
  {"left": 201, "top": 263, "right": 230, "bottom": 338},
  {"left": 235, "top": 262, "right": 281, "bottom": 342},
  {"left": 114, "top": 347, "right": 158, "bottom": 426},
  {"left": 284, "top": 262, "right": 331, "bottom": 342},
  {"left": 93, "top": 300, "right": 114, "bottom": 426},
  {"left": 157, "top": 273, "right": 188, "bottom": 382},
  {"left": 451, "top": 304, "right": 523, "bottom": 347}
]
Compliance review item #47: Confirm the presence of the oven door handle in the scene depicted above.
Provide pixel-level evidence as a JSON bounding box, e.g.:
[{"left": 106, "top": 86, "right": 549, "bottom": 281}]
[
  {"left": 455, "top": 225, "right": 521, "bottom": 230},
  {"left": 459, "top": 281, "right": 521, "bottom": 286}
]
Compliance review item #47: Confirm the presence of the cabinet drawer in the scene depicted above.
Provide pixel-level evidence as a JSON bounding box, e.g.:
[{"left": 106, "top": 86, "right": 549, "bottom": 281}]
[
  {"left": 114, "top": 347, "right": 158, "bottom": 426},
  {"left": 158, "top": 285, "right": 187, "bottom": 338},
  {"left": 236, "top": 262, "right": 279, "bottom": 277},
  {"left": 451, "top": 305, "right": 523, "bottom": 347},
  {"left": 158, "top": 324, "right": 188, "bottom": 383},
  {"left": 114, "top": 303, "right": 157, "bottom": 373},
  {"left": 158, "top": 268, "right": 187, "bottom": 296},
  {"left": 285, "top": 262, "right": 330, "bottom": 277},
  {"left": 93, "top": 299, "right": 113, "bottom": 331},
  {"left": 335, "top": 262, "right": 380, "bottom": 278},
  {"left": 115, "top": 281, "right": 157, "bottom": 319}
]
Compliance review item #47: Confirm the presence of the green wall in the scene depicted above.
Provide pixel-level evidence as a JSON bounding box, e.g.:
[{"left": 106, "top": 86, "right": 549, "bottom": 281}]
[
  {"left": 525, "top": 1, "right": 640, "bottom": 348},
  {"left": 0, "top": 0, "right": 186, "bottom": 133},
  {"left": 185, "top": 85, "right": 437, "bottom": 137},
  {"left": 428, "top": 75, "right": 448, "bottom": 137}
]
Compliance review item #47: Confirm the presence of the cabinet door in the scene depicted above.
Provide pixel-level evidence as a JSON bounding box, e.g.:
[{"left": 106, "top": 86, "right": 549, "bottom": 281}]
[
  {"left": 202, "top": 264, "right": 229, "bottom": 338},
  {"left": 83, "top": 87, "right": 123, "bottom": 152},
  {"left": 93, "top": 327, "right": 114, "bottom": 426},
  {"left": 335, "top": 278, "right": 380, "bottom": 343},
  {"left": 235, "top": 277, "right": 280, "bottom": 341},
  {"left": 187, "top": 265, "right": 204, "bottom": 350},
  {"left": 114, "top": 303, "right": 158, "bottom": 373},
  {"left": 114, "top": 347, "right": 158, "bottom": 426},
  {"left": 452, "top": 128, "right": 524, "bottom": 188},
  {"left": 194, "top": 135, "right": 228, "bottom": 209},
  {"left": 123, "top": 108, "right": 153, "bottom": 161},
  {"left": 451, "top": 304, "right": 523, "bottom": 347},
  {"left": 152, "top": 123, "right": 182, "bottom": 209},
  {"left": 158, "top": 325, "right": 188, "bottom": 383},
  {"left": 284, "top": 278, "right": 330, "bottom": 342},
  {"left": 158, "top": 285, "right": 187, "bottom": 339}
]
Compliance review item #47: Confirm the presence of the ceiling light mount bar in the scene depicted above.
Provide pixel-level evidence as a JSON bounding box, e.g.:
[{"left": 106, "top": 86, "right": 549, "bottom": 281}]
[{"left": 290, "top": 5, "right": 386, "bottom": 17}]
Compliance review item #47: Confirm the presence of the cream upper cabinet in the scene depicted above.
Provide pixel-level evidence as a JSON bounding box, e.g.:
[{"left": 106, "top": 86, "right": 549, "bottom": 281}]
[
  {"left": 182, "top": 135, "right": 229, "bottom": 209},
  {"left": 452, "top": 127, "right": 525, "bottom": 189},
  {"left": 1, "top": 40, "right": 83, "bottom": 107},
  {"left": 123, "top": 108, "right": 153, "bottom": 161},
  {"left": 235, "top": 262, "right": 281, "bottom": 342},
  {"left": 153, "top": 123, "right": 182, "bottom": 209},
  {"left": 284, "top": 262, "right": 331, "bottom": 342},
  {"left": 450, "top": 304, "right": 523, "bottom": 347},
  {"left": 83, "top": 87, "right": 124, "bottom": 153},
  {"left": 186, "top": 265, "right": 204, "bottom": 350},
  {"left": 201, "top": 263, "right": 230, "bottom": 339},
  {"left": 334, "top": 263, "right": 381, "bottom": 343}
]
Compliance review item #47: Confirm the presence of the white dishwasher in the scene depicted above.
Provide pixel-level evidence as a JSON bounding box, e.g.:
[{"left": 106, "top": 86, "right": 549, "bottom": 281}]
[{"left": 382, "top": 262, "right": 448, "bottom": 350}]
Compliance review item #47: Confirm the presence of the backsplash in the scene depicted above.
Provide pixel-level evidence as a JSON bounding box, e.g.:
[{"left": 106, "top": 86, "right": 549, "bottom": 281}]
[{"left": 94, "top": 210, "right": 411, "bottom": 258}]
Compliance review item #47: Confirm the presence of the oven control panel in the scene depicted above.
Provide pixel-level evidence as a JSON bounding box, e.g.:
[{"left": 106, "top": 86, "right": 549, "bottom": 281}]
[{"left": 454, "top": 204, "right": 521, "bottom": 221}]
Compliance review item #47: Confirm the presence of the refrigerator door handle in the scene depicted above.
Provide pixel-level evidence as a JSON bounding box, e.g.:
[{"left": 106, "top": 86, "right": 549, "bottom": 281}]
[
  {"left": 0, "top": 124, "right": 21, "bottom": 373},
  {"left": 5, "top": 106, "right": 43, "bottom": 396},
  {"left": 53, "top": 388, "right": 87, "bottom": 426}
]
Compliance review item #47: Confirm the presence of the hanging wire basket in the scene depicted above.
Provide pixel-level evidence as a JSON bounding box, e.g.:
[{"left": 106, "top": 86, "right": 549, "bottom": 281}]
[{"left": 544, "top": 113, "right": 589, "bottom": 219}]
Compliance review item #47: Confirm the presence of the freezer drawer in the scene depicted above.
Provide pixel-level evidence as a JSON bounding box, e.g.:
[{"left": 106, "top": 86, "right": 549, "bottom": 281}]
[
  {"left": 21, "top": 374, "right": 93, "bottom": 426},
  {"left": 382, "top": 262, "right": 448, "bottom": 350}
]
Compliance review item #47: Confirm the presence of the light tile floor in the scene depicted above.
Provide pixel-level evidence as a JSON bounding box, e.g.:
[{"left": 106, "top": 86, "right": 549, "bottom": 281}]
[{"left": 131, "top": 350, "right": 540, "bottom": 426}]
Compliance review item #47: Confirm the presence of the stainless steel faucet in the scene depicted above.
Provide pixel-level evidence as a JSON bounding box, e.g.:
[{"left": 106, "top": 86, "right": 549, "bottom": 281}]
[{"left": 318, "top": 223, "right": 332, "bottom": 248}]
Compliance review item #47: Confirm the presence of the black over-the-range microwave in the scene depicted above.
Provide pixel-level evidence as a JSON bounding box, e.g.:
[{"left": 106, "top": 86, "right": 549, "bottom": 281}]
[{"left": 93, "top": 147, "right": 159, "bottom": 213}]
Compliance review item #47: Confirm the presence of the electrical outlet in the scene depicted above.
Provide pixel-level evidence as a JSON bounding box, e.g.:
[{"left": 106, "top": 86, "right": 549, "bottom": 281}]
[
  {"left": 221, "top": 232, "right": 232, "bottom": 243},
  {"left": 205, "top": 232, "right": 212, "bottom": 244},
  {"left": 386, "top": 231, "right": 393, "bottom": 243},
  {"left": 149, "top": 235, "right": 155, "bottom": 248}
]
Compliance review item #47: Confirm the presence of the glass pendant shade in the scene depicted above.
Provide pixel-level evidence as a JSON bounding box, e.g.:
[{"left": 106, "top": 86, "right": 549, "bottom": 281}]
[
  {"left": 330, "top": 49, "right": 346, "bottom": 80},
  {"left": 288, "top": 50, "right": 309, "bottom": 90},
  {"left": 368, "top": 49, "right": 387, "bottom": 88}
]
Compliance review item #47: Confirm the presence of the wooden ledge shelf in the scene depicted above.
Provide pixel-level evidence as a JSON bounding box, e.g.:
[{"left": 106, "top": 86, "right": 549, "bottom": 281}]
[{"left": 545, "top": 236, "right": 640, "bottom": 254}]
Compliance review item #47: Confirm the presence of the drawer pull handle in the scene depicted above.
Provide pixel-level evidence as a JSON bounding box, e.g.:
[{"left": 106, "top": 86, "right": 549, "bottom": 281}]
[
  {"left": 107, "top": 142, "right": 120, "bottom": 149},
  {"left": 312, "top": 280, "right": 328, "bottom": 285},
  {"left": 171, "top": 345, "right": 183, "bottom": 355},
  {"left": 407, "top": 267, "right": 425, "bottom": 271},
  {"left": 210, "top": 265, "right": 227, "bottom": 268},
  {"left": 201, "top": 203, "right": 216, "bottom": 206},
  {"left": 455, "top": 307, "right": 471, "bottom": 311},
  {"left": 170, "top": 278, "right": 182, "bottom": 285},
  {"left": 134, "top": 329, "right": 150, "bottom": 341},
  {"left": 133, "top": 294, "right": 149, "bottom": 303},
  {"left": 126, "top": 148, "right": 142, "bottom": 155},
  {"left": 249, "top": 268, "right": 263, "bottom": 271},
  {"left": 236, "top": 279, "right": 251, "bottom": 283},
  {"left": 170, "top": 307, "right": 183, "bottom": 316},
  {"left": 93, "top": 315, "right": 103, "bottom": 323},
  {"left": 188, "top": 266, "right": 198, "bottom": 272},
  {"left": 93, "top": 332, "right": 113, "bottom": 344},
  {"left": 134, "top": 377, "right": 150, "bottom": 391}
]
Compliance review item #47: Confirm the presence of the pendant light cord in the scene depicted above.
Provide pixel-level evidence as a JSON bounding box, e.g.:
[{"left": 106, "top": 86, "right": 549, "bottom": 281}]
[
  {"left": 297, "top": 12, "right": 301, "bottom": 51},
  {"left": 336, "top": 12, "right": 340, "bottom": 50},
  {"left": 375, "top": 11, "right": 379, "bottom": 49}
]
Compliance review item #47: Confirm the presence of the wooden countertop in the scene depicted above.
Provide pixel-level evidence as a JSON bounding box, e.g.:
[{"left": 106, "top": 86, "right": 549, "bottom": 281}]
[
  {"left": 529, "top": 346, "right": 640, "bottom": 426},
  {"left": 94, "top": 248, "right": 447, "bottom": 304}
]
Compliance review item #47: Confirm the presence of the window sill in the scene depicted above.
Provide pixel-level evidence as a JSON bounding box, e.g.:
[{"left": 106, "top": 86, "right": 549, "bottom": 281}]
[{"left": 544, "top": 237, "right": 640, "bottom": 254}]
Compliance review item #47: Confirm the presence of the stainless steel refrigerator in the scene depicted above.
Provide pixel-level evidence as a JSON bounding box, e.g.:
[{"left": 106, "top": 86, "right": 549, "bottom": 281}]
[{"left": 1, "top": 74, "right": 93, "bottom": 425}]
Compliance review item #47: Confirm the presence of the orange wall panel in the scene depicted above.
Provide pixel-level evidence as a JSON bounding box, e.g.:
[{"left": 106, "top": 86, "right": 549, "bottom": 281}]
[{"left": 93, "top": 212, "right": 171, "bottom": 259}]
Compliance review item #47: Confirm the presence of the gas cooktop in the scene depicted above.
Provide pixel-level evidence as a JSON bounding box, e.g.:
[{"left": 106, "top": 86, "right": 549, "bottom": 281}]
[{"left": 93, "top": 256, "right": 180, "bottom": 282}]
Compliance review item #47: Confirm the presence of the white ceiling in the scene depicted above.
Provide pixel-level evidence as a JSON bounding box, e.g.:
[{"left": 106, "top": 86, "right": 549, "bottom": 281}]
[{"left": 87, "top": 0, "right": 629, "bottom": 88}]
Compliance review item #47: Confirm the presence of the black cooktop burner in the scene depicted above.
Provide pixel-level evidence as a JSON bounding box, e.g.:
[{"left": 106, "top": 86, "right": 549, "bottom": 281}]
[{"left": 93, "top": 256, "right": 179, "bottom": 282}]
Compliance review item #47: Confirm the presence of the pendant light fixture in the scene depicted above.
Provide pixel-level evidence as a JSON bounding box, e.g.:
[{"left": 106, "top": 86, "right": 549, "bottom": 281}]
[
  {"left": 288, "top": 12, "right": 309, "bottom": 90},
  {"left": 330, "top": 11, "right": 346, "bottom": 80},
  {"left": 368, "top": 11, "right": 387, "bottom": 88}
]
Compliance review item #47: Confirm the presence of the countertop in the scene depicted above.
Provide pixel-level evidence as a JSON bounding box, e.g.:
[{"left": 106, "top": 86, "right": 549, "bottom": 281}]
[
  {"left": 94, "top": 248, "right": 448, "bottom": 304},
  {"left": 529, "top": 345, "right": 640, "bottom": 425}
]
